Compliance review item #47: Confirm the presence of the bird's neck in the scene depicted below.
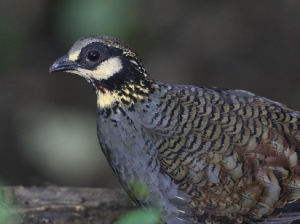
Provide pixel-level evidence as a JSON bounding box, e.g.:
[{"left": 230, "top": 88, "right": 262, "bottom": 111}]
[{"left": 96, "top": 79, "right": 160, "bottom": 109}]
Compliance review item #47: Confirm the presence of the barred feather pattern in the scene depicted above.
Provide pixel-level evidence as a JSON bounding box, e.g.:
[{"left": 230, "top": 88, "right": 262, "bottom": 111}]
[{"left": 97, "top": 82, "right": 300, "bottom": 224}]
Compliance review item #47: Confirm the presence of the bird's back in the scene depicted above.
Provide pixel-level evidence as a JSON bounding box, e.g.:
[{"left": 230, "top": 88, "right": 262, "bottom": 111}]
[{"left": 145, "top": 83, "right": 300, "bottom": 223}]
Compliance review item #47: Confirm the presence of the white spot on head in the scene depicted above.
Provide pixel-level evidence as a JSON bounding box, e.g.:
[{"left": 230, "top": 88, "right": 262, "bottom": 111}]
[
  {"left": 130, "top": 60, "right": 138, "bottom": 65},
  {"left": 69, "top": 51, "right": 81, "bottom": 62}
]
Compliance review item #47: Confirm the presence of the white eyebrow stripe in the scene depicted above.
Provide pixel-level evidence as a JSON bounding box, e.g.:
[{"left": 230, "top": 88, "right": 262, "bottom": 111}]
[{"left": 68, "top": 38, "right": 100, "bottom": 61}]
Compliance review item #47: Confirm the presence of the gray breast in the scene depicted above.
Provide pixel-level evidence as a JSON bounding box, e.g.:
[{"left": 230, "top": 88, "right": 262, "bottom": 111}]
[{"left": 96, "top": 101, "right": 193, "bottom": 224}]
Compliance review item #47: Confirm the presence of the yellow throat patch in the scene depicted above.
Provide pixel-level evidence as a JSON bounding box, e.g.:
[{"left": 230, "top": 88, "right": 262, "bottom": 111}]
[
  {"left": 96, "top": 83, "right": 155, "bottom": 108},
  {"left": 96, "top": 90, "right": 116, "bottom": 108}
]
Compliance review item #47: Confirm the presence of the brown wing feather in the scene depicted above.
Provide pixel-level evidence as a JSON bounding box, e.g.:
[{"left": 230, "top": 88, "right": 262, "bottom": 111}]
[{"left": 152, "top": 85, "right": 300, "bottom": 223}]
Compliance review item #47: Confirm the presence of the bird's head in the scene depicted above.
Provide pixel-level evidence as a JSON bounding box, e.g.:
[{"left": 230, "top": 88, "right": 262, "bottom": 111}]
[{"left": 49, "top": 36, "right": 154, "bottom": 94}]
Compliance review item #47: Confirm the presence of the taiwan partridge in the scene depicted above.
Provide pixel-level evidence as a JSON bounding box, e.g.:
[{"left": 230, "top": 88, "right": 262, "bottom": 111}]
[{"left": 50, "top": 36, "right": 300, "bottom": 224}]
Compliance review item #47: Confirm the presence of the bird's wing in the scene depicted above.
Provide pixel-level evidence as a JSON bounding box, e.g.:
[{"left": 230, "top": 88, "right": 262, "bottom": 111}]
[{"left": 143, "top": 84, "right": 300, "bottom": 223}]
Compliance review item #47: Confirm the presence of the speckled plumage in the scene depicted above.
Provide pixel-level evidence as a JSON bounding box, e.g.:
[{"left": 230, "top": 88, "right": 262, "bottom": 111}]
[{"left": 50, "top": 36, "right": 300, "bottom": 224}]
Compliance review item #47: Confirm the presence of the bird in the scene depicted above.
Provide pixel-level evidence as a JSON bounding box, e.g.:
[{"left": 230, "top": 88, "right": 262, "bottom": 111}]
[{"left": 49, "top": 35, "right": 300, "bottom": 224}]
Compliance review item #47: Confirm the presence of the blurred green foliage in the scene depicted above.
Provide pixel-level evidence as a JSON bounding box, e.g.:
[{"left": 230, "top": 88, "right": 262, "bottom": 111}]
[
  {"left": 55, "top": 0, "right": 142, "bottom": 44},
  {"left": 128, "top": 179, "right": 150, "bottom": 199},
  {"left": 0, "top": 202, "right": 15, "bottom": 224},
  {"left": 116, "top": 209, "right": 161, "bottom": 224},
  {"left": 0, "top": 14, "right": 21, "bottom": 69},
  {"left": 118, "top": 180, "right": 161, "bottom": 224},
  {"left": 0, "top": 183, "right": 20, "bottom": 223}
]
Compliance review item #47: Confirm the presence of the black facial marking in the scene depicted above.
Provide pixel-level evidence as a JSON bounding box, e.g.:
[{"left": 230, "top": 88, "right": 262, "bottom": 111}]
[
  {"left": 76, "top": 42, "right": 123, "bottom": 70},
  {"left": 93, "top": 57, "right": 149, "bottom": 91},
  {"left": 73, "top": 38, "right": 157, "bottom": 98}
]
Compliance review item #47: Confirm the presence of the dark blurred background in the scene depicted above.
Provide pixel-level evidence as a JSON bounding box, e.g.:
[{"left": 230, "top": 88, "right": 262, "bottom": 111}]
[{"left": 1, "top": 0, "right": 300, "bottom": 189}]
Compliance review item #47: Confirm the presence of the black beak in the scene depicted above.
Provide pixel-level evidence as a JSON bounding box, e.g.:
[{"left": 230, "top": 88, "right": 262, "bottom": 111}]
[{"left": 49, "top": 55, "right": 79, "bottom": 73}]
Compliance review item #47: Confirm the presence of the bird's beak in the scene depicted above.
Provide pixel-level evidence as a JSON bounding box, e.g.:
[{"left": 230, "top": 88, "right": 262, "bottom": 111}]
[{"left": 49, "top": 55, "right": 80, "bottom": 73}]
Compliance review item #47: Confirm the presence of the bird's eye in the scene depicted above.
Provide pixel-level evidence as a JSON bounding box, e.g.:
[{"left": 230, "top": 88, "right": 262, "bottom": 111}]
[{"left": 87, "top": 50, "right": 100, "bottom": 62}]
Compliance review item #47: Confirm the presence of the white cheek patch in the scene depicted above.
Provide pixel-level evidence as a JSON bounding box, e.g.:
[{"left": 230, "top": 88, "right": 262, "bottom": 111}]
[
  {"left": 91, "top": 57, "right": 123, "bottom": 80},
  {"left": 66, "top": 57, "right": 123, "bottom": 82},
  {"left": 66, "top": 70, "right": 93, "bottom": 83}
]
